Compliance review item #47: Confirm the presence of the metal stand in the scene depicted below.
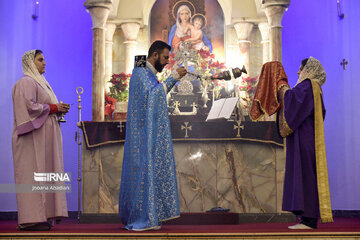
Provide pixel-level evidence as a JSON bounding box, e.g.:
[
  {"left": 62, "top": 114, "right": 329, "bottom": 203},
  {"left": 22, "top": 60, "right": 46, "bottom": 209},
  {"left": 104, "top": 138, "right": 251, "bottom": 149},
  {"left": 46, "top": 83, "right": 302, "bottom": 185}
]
[
  {"left": 75, "top": 87, "right": 83, "bottom": 221},
  {"left": 337, "top": 0, "right": 345, "bottom": 19}
]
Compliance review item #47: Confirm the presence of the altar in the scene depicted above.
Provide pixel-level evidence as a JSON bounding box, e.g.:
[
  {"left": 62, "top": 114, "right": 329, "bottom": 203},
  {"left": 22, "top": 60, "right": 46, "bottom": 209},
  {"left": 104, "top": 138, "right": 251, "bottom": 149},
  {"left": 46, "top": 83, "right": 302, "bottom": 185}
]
[
  {"left": 81, "top": 0, "right": 291, "bottom": 222},
  {"left": 81, "top": 120, "right": 286, "bottom": 217}
]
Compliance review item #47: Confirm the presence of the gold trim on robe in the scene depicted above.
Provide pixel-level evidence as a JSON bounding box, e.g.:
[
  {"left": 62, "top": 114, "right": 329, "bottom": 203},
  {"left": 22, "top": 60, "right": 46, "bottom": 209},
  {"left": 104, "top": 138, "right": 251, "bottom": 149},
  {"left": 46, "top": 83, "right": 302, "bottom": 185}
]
[
  {"left": 311, "top": 80, "right": 333, "bottom": 223},
  {"left": 278, "top": 86, "right": 293, "bottom": 138}
]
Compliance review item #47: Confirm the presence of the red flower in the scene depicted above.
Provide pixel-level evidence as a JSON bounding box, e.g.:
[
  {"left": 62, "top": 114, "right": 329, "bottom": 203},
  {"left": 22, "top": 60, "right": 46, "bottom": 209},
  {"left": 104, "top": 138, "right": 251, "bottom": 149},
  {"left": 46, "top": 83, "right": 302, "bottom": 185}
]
[
  {"left": 209, "top": 61, "right": 219, "bottom": 68},
  {"left": 199, "top": 49, "right": 211, "bottom": 59},
  {"left": 105, "top": 92, "right": 118, "bottom": 104},
  {"left": 107, "top": 72, "right": 131, "bottom": 102}
]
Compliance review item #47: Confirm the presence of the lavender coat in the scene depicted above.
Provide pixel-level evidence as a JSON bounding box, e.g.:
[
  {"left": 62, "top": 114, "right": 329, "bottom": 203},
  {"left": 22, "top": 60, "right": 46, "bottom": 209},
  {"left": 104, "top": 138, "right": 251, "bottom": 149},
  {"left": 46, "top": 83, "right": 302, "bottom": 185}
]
[{"left": 12, "top": 76, "right": 68, "bottom": 224}]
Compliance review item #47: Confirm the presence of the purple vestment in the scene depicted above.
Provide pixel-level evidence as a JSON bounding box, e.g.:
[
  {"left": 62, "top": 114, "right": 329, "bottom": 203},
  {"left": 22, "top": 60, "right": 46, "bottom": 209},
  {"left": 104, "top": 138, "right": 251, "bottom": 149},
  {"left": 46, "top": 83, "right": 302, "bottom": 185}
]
[
  {"left": 12, "top": 76, "right": 68, "bottom": 225},
  {"left": 281, "top": 79, "right": 326, "bottom": 219}
]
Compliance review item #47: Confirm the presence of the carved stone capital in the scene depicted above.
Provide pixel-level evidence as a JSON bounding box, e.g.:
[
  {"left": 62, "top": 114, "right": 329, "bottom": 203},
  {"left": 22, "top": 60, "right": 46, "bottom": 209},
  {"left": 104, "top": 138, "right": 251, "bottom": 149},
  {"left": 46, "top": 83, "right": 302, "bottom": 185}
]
[
  {"left": 258, "top": 22, "right": 270, "bottom": 41},
  {"left": 84, "top": 0, "right": 112, "bottom": 9},
  {"left": 263, "top": 0, "right": 290, "bottom": 28},
  {"left": 85, "top": 6, "right": 111, "bottom": 29},
  {"left": 234, "top": 22, "right": 254, "bottom": 41},
  {"left": 84, "top": 0, "right": 112, "bottom": 29},
  {"left": 120, "top": 22, "right": 140, "bottom": 42},
  {"left": 262, "top": 0, "right": 290, "bottom": 9},
  {"left": 105, "top": 23, "right": 117, "bottom": 42}
]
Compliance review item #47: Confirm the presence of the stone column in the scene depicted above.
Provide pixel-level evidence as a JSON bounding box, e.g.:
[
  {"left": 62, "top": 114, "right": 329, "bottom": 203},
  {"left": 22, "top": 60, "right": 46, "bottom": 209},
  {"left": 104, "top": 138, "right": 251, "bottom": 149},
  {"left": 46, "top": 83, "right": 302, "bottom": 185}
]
[
  {"left": 120, "top": 23, "right": 140, "bottom": 74},
  {"left": 263, "top": 0, "right": 290, "bottom": 62},
  {"left": 258, "top": 22, "right": 270, "bottom": 64},
  {"left": 105, "top": 23, "right": 117, "bottom": 92},
  {"left": 84, "top": 1, "right": 111, "bottom": 121},
  {"left": 263, "top": 0, "right": 290, "bottom": 212},
  {"left": 234, "top": 22, "right": 254, "bottom": 76},
  {"left": 258, "top": 22, "right": 274, "bottom": 121}
]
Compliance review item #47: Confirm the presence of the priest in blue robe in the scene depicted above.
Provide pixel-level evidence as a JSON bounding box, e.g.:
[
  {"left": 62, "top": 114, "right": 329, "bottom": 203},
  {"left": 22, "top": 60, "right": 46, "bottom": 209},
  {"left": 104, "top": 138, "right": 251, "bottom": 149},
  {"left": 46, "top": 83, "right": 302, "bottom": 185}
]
[
  {"left": 278, "top": 57, "right": 333, "bottom": 229},
  {"left": 119, "top": 41, "right": 187, "bottom": 231}
]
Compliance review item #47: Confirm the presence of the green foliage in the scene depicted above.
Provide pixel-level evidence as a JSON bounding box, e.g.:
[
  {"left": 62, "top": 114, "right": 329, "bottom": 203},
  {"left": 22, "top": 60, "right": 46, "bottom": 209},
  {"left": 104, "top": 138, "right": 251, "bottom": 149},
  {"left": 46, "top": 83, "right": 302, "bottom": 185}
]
[{"left": 107, "top": 73, "right": 131, "bottom": 102}]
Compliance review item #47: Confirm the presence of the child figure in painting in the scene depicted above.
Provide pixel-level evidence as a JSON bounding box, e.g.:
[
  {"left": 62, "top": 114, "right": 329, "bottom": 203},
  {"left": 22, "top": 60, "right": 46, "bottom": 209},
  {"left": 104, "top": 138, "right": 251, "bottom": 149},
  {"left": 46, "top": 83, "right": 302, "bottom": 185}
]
[{"left": 184, "top": 14, "right": 210, "bottom": 51}]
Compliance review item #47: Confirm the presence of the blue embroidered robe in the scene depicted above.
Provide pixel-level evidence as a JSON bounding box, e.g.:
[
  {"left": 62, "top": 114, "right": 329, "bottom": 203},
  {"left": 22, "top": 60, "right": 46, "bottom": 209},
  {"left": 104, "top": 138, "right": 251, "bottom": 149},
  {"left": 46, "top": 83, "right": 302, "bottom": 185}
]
[{"left": 119, "top": 66, "right": 180, "bottom": 230}]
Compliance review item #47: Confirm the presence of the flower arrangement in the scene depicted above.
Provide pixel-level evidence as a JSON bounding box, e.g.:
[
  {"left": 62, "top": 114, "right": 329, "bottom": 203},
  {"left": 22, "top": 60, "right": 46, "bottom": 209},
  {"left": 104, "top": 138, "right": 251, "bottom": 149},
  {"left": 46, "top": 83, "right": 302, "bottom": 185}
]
[
  {"left": 112, "top": 48, "right": 257, "bottom": 118},
  {"left": 104, "top": 73, "right": 131, "bottom": 120},
  {"left": 104, "top": 93, "right": 117, "bottom": 120},
  {"left": 107, "top": 73, "right": 131, "bottom": 102},
  {"left": 238, "top": 76, "right": 258, "bottom": 109},
  {"left": 157, "top": 49, "right": 227, "bottom": 94},
  {"left": 194, "top": 49, "right": 227, "bottom": 90}
]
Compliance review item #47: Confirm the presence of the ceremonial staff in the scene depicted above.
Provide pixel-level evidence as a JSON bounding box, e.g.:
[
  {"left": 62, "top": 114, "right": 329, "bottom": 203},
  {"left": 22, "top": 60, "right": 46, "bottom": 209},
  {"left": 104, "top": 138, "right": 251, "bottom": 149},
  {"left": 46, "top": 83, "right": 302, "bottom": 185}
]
[{"left": 75, "top": 87, "right": 83, "bottom": 221}]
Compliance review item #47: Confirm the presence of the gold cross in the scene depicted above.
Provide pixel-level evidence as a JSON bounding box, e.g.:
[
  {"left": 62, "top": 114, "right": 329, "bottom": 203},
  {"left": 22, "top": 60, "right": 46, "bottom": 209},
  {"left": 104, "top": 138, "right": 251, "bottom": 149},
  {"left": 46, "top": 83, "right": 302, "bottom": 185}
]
[
  {"left": 181, "top": 122, "right": 192, "bottom": 138},
  {"left": 233, "top": 121, "right": 244, "bottom": 137},
  {"left": 173, "top": 101, "right": 181, "bottom": 109}
]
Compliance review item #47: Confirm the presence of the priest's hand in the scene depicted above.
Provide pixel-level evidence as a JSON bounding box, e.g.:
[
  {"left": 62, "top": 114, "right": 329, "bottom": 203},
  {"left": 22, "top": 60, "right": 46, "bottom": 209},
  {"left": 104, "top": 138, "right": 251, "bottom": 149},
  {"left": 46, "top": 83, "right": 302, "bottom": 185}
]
[
  {"left": 56, "top": 103, "right": 70, "bottom": 114},
  {"left": 176, "top": 67, "right": 187, "bottom": 79}
]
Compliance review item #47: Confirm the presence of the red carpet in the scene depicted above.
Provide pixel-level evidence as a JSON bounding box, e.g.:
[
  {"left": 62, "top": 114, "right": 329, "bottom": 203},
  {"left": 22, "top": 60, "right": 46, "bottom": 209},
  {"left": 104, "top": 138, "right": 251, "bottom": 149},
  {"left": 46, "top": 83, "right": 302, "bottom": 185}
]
[{"left": 0, "top": 217, "right": 359, "bottom": 234}]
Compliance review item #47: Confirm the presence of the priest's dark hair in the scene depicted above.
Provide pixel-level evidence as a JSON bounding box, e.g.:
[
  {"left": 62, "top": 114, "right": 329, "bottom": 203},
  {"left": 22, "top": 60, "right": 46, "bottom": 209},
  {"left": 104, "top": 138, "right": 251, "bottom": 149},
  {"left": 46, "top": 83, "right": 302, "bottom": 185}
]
[
  {"left": 301, "top": 58, "right": 309, "bottom": 69},
  {"left": 34, "top": 50, "right": 43, "bottom": 59},
  {"left": 148, "top": 41, "right": 171, "bottom": 58}
]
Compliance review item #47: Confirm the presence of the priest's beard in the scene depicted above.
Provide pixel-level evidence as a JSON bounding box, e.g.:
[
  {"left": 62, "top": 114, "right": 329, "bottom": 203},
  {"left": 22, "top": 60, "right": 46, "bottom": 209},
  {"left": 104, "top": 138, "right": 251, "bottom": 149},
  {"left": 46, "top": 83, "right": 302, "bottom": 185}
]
[{"left": 155, "top": 59, "right": 165, "bottom": 72}]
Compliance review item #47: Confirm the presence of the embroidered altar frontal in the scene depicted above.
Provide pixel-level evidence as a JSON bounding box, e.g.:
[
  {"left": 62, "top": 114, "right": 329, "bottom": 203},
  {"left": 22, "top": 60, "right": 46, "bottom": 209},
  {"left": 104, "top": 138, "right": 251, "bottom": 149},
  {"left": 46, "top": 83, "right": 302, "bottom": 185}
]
[
  {"left": 80, "top": 120, "right": 283, "bottom": 148},
  {"left": 81, "top": 121, "right": 286, "bottom": 215}
]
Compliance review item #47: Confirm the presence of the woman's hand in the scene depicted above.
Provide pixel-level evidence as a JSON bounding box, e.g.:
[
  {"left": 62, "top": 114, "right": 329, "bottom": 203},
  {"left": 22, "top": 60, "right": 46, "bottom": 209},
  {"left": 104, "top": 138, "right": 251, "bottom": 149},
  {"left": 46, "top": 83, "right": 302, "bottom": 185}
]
[{"left": 56, "top": 103, "right": 70, "bottom": 114}]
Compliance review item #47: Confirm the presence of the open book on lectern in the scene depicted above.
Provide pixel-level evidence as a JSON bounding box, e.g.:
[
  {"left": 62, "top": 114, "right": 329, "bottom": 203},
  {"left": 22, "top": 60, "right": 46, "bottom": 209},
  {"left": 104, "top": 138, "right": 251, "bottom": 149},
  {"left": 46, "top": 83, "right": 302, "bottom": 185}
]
[{"left": 206, "top": 97, "right": 239, "bottom": 121}]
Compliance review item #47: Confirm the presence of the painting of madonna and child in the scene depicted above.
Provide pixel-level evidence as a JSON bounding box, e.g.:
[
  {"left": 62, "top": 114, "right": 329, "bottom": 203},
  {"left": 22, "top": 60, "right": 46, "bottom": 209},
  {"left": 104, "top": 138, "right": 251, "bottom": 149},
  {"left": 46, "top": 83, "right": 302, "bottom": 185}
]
[
  {"left": 150, "top": 0, "right": 225, "bottom": 62},
  {"left": 149, "top": 0, "right": 257, "bottom": 121}
]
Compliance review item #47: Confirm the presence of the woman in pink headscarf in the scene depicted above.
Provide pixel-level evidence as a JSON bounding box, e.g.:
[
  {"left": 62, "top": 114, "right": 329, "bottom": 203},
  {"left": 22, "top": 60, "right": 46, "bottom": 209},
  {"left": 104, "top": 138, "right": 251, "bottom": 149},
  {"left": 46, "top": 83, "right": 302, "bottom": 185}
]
[{"left": 12, "top": 50, "right": 70, "bottom": 230}]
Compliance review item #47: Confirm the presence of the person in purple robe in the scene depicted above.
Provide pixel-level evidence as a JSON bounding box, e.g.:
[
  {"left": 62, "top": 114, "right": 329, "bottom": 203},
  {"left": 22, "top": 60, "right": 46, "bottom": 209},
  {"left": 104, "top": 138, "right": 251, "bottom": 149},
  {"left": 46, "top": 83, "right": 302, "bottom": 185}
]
[
  {"left": 278, "top": 57, "right": 333, "bottom": 229},
  {"left": 12, "top": 50, "right": 70, "bottom": 230}
]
